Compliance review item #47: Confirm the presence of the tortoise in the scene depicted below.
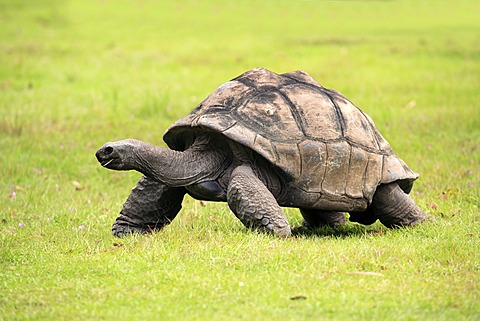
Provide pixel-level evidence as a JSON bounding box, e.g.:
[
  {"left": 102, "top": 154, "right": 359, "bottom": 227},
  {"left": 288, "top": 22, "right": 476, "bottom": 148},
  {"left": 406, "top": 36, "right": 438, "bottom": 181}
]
[{"left": 96, "top": 68, "right": 429, "bottom": 237}]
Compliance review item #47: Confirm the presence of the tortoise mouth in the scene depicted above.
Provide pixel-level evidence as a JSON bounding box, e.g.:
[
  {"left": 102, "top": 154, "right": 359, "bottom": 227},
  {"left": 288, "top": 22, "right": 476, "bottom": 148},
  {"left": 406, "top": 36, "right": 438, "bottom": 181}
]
[{"left": 101, "top": 159, "right": 115, "bottom": 167}]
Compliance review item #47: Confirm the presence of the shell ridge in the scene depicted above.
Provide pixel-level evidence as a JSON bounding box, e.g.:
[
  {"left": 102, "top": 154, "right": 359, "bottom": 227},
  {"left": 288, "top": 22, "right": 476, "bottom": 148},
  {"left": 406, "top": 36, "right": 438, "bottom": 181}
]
[
  {"left": 296, "top": 142, "right": 302, "bottom": 181},
  {"left": 320, "top": 142, "right": 329, "bottom": 193},
  {"left": 297, "top": 136, "right": 394, "bottom": 155},
  {"left": 363, "top": 155, "right": 371, "bottom": 201},
  {"left": 321, "top": 89, "right": 346, "bottom": 137},
  {"left": 345, "top": 143, "right": 352, "bottom": 197},
  {"left": 233, "top": 86, "right": 305, "bottom": 141},
  {"left": 357, "top": 108, "right": 382, "bottom": 150},
  {"left": 282, "top": 75, "right": 323, "bottom": 90},
  {"left": 272, "top": 140, "right": 281, "bottom": 164},
  {"left": 274, "top": 88, "right": 307, "bottom": 136},
  {"left": 219, "top": 119, "right": 238, "bottom": 132},
  {"left": 381, "top": 155, "right": 386, "bottom": 187},
  {"left": 234, "top": 76, "right": 257, "bottom": 90},
  {"left": 346, "top": 139, "right": 392, "bottom": 155}
]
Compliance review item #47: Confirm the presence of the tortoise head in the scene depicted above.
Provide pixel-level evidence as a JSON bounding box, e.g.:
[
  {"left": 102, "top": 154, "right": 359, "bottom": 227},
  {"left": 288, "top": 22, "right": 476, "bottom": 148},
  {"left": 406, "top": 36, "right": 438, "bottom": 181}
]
[{"left": 95, "top": 139, "right": 139, "bottom": 170}]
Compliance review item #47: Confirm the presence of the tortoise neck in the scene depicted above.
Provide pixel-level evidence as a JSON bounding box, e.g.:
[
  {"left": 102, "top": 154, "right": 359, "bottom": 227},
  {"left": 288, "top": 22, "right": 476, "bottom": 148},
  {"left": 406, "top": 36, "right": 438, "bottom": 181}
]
[{"left": 133, "top": 136, "right": 231, "bottom": 187}]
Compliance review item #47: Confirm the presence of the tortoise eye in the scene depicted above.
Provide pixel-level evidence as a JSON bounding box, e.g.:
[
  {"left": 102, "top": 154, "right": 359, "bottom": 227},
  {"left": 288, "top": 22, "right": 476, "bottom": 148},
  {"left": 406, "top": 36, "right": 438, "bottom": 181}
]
[{"left": 104, "top": 146, "right": 114, "bottom": 155}]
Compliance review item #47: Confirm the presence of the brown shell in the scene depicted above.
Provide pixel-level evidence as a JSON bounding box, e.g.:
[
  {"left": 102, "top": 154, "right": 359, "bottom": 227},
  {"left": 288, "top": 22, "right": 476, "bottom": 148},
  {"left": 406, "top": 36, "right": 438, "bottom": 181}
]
[{"left": 164, "top": 68, "right": 418, "bottom": 209}]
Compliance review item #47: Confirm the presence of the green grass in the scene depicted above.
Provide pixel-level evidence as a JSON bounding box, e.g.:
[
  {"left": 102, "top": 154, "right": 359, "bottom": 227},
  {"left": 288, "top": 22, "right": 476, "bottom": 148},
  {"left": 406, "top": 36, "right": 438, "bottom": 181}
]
[{"left": 1, "top": 0, "right": 479, "bottom": 320}]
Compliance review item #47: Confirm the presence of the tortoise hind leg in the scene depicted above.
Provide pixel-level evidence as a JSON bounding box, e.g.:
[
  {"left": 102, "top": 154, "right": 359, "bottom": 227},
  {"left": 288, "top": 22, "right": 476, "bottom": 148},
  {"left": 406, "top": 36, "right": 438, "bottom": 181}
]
[
  {"left": 368, "top": 182, "right": 430, "bottom": 228},
  {"left": 300, "top": 209, "right": 346, "bottom": 228},
  {"left": 112, "top": 176, "right": 186, "bottom": 237}
]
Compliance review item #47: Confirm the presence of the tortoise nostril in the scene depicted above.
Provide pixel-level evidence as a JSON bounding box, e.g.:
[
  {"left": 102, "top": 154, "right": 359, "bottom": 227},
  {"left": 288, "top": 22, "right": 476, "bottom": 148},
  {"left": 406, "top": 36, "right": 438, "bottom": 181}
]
[{"left": 105, "top": 146, "right": 114, "bottom": 155}]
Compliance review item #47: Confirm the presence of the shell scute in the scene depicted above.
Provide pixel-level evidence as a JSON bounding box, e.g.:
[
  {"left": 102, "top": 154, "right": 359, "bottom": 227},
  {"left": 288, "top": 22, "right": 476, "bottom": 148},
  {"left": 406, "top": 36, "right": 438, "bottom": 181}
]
[
  {"left": 272, "top": 142, "right": 302, "bottom": 180},
  {"left": 282, "top": 84, "right": 342, "bottom": 141},
  {"left": 297, "top": 140, "right": 328, "bottom": 193},
  {"left": 345, "top": 147, "right": 369, "bottom": 199},
  {"left": 363, "top": 153, "right": 383, "bottom": 199},
  {"left": 335, "top": 96, "right": 381, "bottom": 150},
  {"left": 321, "top": 141, "right": 350, "bottom": 197},
  {"left": 236, "top": 91, "right": 303, "bottom": 141}
]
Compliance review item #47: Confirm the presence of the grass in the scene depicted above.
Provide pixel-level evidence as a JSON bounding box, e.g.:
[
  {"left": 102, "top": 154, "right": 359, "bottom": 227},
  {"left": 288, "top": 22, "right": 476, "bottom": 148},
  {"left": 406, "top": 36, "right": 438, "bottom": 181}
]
[{"left": 1, "top": 0, "right": 479, "bottom": 320}]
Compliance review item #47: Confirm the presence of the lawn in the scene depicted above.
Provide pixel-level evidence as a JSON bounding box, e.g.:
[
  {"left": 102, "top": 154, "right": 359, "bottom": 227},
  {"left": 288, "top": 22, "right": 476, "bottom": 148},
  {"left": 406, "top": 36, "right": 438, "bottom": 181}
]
[{"left": 1, "top": 0, "right": 479, "bottom": 320}]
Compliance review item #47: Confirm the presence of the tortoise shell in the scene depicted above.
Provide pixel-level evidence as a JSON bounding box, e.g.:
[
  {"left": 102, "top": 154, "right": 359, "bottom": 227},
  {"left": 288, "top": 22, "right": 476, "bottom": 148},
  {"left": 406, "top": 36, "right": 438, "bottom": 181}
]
[{"left": 163, "top": 68, "right": 418, "bottom": 211}]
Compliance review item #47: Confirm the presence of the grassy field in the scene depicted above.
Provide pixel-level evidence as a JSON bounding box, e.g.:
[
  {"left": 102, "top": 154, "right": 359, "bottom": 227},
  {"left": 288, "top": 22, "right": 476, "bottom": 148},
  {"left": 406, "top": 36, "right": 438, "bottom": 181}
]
[{"left": 1, "top": 0, "right": 479, "bottom": 320}]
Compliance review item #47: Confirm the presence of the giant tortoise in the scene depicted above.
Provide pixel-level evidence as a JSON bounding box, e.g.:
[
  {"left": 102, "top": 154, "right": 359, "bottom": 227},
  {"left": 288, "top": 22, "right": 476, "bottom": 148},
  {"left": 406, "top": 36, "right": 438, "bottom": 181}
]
[{"left": 96, "top": 68, "right": 429, "bottom": 237}]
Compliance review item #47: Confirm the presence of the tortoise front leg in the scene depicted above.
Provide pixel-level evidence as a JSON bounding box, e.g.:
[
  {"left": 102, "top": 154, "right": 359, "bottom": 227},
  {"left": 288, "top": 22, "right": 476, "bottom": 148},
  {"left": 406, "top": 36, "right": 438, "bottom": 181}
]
[
  {"left": 227, "top": 165, "right": 291, "bottom": 237},
  {"left": 112, "top": 176, "right": 186, "bottom": 237},
  {"left": 300, "top": 209, "right": 346, "bottom": 228}
]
